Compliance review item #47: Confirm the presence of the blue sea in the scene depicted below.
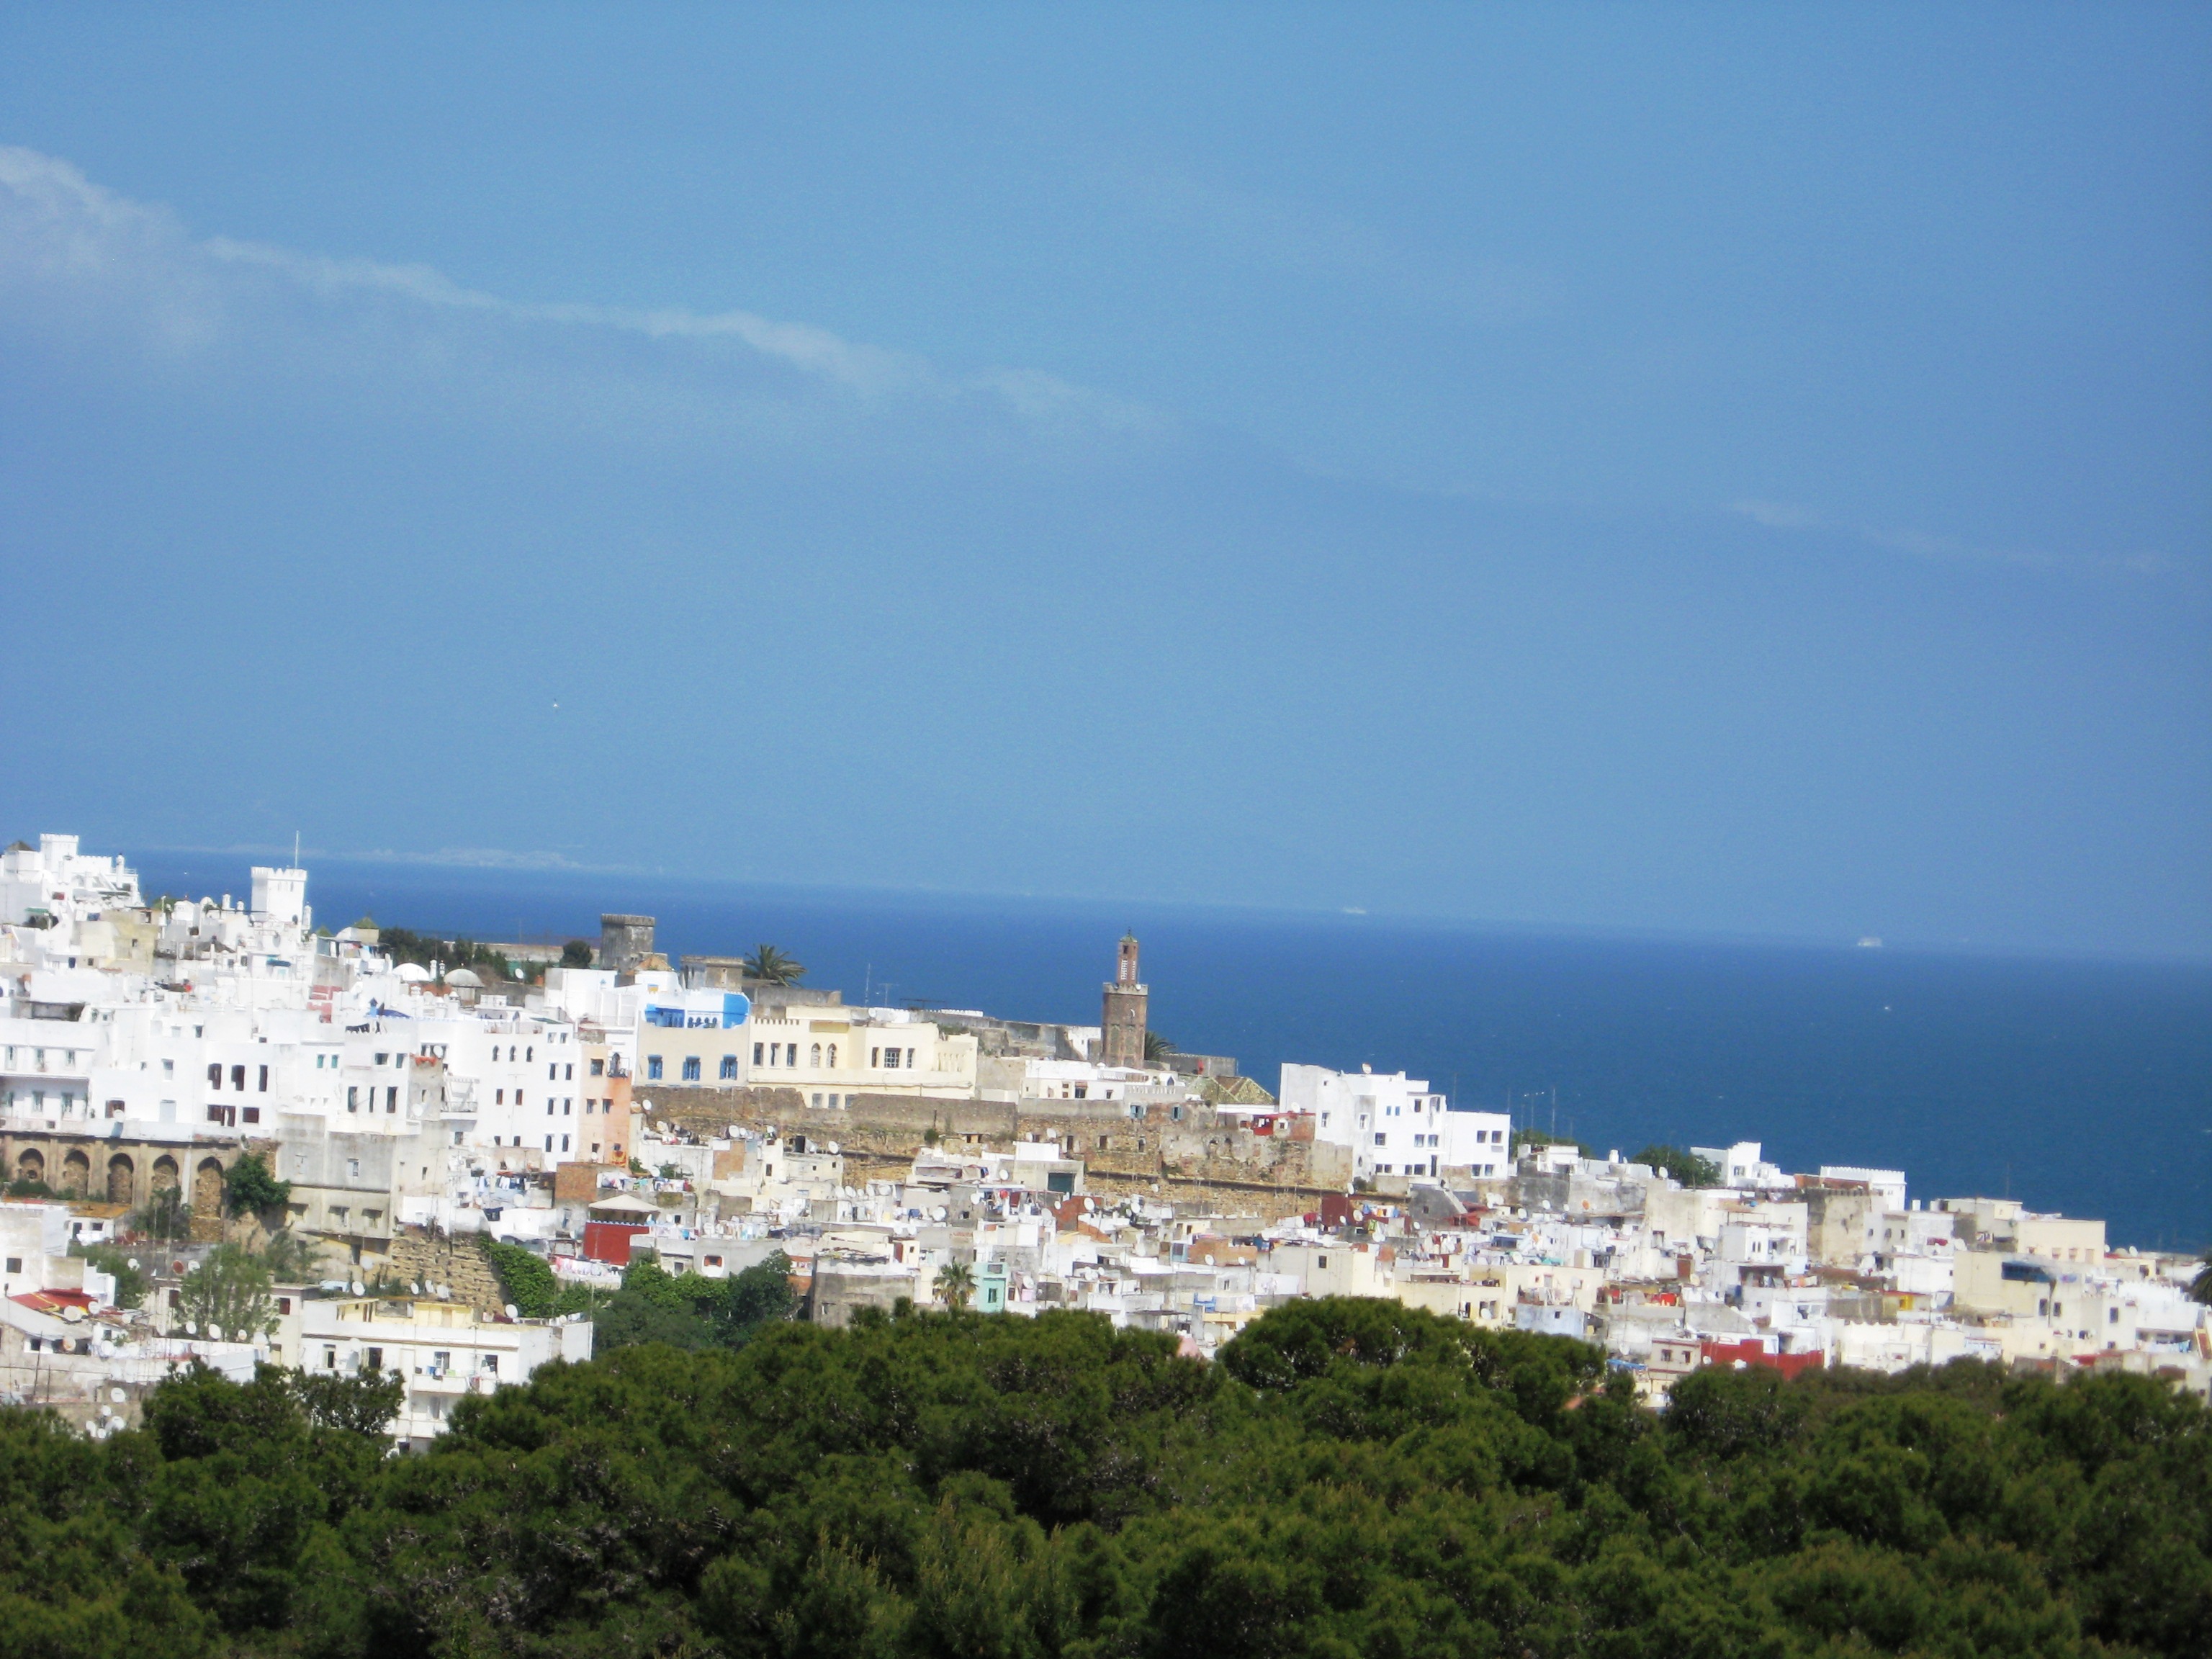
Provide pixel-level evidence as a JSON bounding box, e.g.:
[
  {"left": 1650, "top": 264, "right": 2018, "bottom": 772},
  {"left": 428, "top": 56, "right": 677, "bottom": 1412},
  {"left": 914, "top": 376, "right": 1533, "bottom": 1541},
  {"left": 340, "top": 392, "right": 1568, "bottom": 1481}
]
[{"left": 139, "top": 857, "right": 2212, "bottom": 1251}]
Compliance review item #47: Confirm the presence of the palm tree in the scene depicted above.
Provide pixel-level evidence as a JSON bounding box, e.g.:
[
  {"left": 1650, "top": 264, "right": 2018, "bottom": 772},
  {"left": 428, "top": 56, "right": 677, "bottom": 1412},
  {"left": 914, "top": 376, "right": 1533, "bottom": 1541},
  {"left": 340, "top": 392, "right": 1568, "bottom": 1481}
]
[
  {"left": 2190, "top": 1249, "right": 2212, "bottom": 1307},
  {"left": 935, "top": 1261, "right": 976, "bottom": 1312},
  {"left": 742, "top": 944, "right": 806, "bottom": 986},
  {"left": 1143, "top": 1031, "right": 1177, "bottom": 1064}
]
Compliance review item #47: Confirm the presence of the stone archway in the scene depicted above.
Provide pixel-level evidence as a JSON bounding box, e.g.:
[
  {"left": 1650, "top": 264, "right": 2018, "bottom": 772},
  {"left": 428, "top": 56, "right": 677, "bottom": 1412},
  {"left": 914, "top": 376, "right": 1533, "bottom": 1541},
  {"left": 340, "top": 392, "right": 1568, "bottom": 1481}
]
[
  {"left": 107, "top": 1153, "right": 135, "bottom": 1206},
  {"left": 151, "top": 1155, "right": 179, "bottom": 1191},
  {"left": 192, "top": 1158, "right": 225, "bottom": 1230},
  {"left": 14, "top": 1149, "right": 43, "bottom": 1187},
  {"left": 60, "top": 1148, "right": 91, "bottom": 1196}
]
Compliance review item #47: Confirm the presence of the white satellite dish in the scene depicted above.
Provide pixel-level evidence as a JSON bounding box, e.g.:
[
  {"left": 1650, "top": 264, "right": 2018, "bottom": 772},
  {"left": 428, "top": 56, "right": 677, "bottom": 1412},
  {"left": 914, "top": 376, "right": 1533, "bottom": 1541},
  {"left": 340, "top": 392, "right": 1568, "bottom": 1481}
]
[{"left": 505, "top": 1303, "right": 520, "bottom": 1319}]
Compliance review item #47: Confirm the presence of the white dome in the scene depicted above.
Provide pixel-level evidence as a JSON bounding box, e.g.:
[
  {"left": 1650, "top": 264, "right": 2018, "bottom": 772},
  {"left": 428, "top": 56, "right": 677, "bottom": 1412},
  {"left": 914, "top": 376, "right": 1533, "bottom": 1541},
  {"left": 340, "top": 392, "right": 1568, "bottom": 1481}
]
[
  {"left": 444, "top": 967, "right": 485, "bottom": 988},
  {"left": 394, "top": 962, "right": 432, "bottom": 983}
]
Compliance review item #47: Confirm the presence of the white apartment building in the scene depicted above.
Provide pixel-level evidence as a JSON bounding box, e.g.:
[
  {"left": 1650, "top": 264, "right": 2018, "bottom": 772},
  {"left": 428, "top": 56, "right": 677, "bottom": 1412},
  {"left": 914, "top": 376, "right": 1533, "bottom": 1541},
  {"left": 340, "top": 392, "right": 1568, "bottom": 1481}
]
[{"left": 1280, "top": 1063, "right": 1510, "bottom": 1182}]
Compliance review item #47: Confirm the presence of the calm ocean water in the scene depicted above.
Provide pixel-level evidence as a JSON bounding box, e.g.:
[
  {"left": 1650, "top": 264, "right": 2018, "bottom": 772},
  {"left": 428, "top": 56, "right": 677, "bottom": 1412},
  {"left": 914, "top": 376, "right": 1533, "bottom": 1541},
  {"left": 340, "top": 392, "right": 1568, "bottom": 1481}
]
[{"left": 140, "top": 858, "right": 2212, "bottom": 1250}]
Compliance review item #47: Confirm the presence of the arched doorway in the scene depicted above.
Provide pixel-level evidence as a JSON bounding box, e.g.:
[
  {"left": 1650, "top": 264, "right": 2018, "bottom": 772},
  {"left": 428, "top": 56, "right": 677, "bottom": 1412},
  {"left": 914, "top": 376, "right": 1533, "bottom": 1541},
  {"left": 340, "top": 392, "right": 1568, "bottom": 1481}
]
[
  {"left": 192, "top": 1159, "right": 225, "bottom": 1225},
  {"left": 14, "top": 1149, "right": 43, "bottom": 1187},
  {"left": 107, "top": 1153, "right": 135, "bottom": 1206},
  {"left": 60, "top": 1149, "right": 91, "bottom": 1196}
]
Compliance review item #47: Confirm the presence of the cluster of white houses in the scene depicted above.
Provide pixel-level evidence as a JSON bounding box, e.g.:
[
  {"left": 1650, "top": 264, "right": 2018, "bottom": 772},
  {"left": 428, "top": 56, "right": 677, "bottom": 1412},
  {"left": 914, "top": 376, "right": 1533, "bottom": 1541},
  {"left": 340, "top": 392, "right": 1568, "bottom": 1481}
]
[{"left": 1, "top": 832, "right": 2204, "bottom": 1441}]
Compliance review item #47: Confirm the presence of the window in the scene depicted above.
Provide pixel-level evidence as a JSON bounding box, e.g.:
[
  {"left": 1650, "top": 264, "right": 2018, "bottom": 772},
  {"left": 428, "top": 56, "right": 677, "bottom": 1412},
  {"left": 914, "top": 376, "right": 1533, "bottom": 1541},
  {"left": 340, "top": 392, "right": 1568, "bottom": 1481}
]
[
  {"left": 207, "top": 1063, "right": 222, "bottom": 1087},
  {"left": 431, "top": 1351, "right": 451, "bottom": 1374},
  {"left": 481, "top": 1354, "right": 498, "bottom": 1374},
  {"left": 565, "top": 1063, "right": 573, "bottom": 1080},
  {"left": 257, "top": 1064, "right": 269, "bottom": 1091},
  {"left": 243, "top": 1107, "right": 261, "bottom": 1124},
  {"left": 387, "top": 1087, "right": 398, "bottom": 1112},
  {"left": 827, "top": 1043, "right": 837, "bottom": 1066},
  {"left": 364, "top": 1347, "right": 383, "bottom": 1374},
  {"left": 905, "top": 1048, "right": 916, "bottom": 1068},
  {"left": 1374, "top": 1133, "right": 1387, "bottom": 1146},
  {"left": 346, "top": 1087, "right": 359, "bottom": 1112},
  {"left": 753, "top": 1043, "right": 764, "bottom": 1065},
  {"left": 719, "top": 1056, "right": 738, "bottom": 1080},
  {"left": 323, "top": 1345, "right": 338, "bottom": 1370},
  {"left": 647, "top": 1056, "right": 664, "bottom": 1080},
  {"left": 590, "top": 1058, "right": 604, "bottom": 1076},
  {"left": 884, "top": 1049, "right": 900, "bottom": 1069},
  {"left": 548, "top": 1062, "right": 557, "bottom": 1080},
  {"left": 276, "top": 1297, "right": 292, "bottom": 1315},
  {"left": 526, "top": 1047, "right": 534, "bottom": 1062},
  {"left": 3, "top": 1257, "right": 17, "bottom": 1274},
  {"left": 810, "top": 1043, "right": 822, "bottom": 1066},
  {"left": 515, "top": 1091, "right": 524, "bottom": 1107},
  {"left": 495, "top": 1089, "right": 505, "bottom": 1105},
  {"left": 561, "top": 1135, "right": 570, "bottom": 1151},
  {"left": 347, "top": 1159, "right": 361, "bottom": 1179},
  {"left": 544, "top": 1135, "right": 554, "bottom": 1151},
  {"left": 682, "top": 1056, "right": 701, "bottom": 1082},
  {"left": 547, "top": 1100, "right": 555, "bottom": 1115}
]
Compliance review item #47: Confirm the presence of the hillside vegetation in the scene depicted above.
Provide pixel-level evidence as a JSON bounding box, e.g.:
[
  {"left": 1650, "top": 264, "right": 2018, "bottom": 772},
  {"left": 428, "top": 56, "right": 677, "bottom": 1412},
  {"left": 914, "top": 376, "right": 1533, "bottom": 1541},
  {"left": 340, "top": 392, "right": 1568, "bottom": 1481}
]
[{"left": 0, "top": 1299, "right": 2203, "bottom": 1658}]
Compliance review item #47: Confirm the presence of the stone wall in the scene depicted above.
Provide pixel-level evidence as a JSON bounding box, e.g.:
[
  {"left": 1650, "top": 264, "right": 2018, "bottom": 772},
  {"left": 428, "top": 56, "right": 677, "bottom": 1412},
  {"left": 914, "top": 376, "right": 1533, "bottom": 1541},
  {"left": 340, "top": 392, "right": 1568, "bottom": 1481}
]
[{"left": 636, "top": 1084, "right": 1350, "bottom": 1221}]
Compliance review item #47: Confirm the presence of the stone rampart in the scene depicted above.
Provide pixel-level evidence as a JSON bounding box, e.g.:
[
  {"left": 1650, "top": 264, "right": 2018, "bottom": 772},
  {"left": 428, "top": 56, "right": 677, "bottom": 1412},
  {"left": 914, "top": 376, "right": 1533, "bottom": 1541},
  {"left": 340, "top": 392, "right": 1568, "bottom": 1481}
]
[{"left": 634, "top": 1085, "right": 1349, "bottom": 1220}]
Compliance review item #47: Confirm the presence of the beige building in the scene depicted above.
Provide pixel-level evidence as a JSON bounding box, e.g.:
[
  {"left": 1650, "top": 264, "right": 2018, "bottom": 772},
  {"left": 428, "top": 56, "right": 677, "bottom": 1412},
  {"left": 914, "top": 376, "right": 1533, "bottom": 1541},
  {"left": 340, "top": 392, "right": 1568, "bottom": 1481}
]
[{"left": 635, "top": 1012, "right": 979, "bottom": 1106}]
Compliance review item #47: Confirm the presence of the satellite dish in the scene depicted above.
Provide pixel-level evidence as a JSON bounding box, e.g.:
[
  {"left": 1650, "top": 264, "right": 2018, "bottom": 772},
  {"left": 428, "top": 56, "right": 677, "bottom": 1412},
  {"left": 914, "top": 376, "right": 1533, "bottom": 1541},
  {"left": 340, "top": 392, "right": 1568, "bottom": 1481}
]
[
  {"left": 351, "top": 1280, "right": 366, "bottom": 1295},
  {"left": 504, "top": 1303, "right": 520, "bottom": 1319},
  {"left": 207, "top": 1323, "right": 223, "bottom": 1341},
  {"left": 183, "top": 1321, "right": 197, "bottom": 1335},
  {"left": 126, "top": 1259, "right": 140, "bottom": 1272}
]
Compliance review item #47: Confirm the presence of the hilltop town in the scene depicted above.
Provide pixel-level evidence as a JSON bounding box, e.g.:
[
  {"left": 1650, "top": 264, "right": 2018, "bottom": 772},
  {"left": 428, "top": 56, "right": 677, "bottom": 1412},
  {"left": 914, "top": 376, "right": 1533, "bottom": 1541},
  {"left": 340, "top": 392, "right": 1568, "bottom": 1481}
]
[{"left": 3, "top": 832, "right": 2204, "bottom": 1444}]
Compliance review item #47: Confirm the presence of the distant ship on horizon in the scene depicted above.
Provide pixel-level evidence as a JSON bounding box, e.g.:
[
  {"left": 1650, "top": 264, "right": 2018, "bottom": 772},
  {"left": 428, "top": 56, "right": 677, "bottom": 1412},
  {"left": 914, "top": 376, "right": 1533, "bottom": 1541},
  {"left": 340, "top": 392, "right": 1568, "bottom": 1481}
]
[{"left": 1857, "top": 935, "right": 1884, "bottom": 948}]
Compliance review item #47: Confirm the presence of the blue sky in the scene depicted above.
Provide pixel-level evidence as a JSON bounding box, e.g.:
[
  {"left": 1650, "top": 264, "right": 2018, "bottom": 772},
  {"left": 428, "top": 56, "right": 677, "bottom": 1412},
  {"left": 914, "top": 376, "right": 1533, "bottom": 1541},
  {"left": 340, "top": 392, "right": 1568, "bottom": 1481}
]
[{"left": 2, "top": 5, "right": 2207, "bottom": 955}]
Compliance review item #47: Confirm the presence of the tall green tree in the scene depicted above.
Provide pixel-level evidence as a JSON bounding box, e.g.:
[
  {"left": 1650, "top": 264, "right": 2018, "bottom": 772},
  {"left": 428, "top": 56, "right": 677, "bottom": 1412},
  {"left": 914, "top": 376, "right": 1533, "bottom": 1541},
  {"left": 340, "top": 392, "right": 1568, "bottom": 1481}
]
[
  {"left": 934, "top": 1261, "right": 976, "bottom": 1311},
  {"left": 177, "top": 1244, "right": 277, "bottom": 1340}
]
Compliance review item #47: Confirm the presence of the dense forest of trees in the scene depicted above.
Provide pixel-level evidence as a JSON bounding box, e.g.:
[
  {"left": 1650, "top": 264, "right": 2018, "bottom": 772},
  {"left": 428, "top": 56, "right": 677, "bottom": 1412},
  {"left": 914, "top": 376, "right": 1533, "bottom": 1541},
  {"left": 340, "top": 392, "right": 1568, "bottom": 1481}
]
[{"left": 0, "top": 1298, "right": 2204, "bottom": 1658}]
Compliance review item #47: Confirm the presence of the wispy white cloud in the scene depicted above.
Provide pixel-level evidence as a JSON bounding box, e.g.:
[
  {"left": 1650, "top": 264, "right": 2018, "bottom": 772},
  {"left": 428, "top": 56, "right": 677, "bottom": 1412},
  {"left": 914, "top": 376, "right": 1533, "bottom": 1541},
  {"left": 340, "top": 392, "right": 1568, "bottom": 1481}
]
[
  {"left": 1727, "top": 498, "right": 2186, "bottom": 581},
  {"left": 0, "top": 145, "right": 1166, "bottom": 450}
]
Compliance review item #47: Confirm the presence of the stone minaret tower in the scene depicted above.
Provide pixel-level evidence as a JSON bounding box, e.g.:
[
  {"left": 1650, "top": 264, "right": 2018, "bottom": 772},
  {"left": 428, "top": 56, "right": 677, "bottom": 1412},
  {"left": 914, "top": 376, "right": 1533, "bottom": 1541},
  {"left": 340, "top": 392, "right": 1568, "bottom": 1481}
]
[{"left": 1101, "top": 933, "right": 1149, "bottom": 1069}]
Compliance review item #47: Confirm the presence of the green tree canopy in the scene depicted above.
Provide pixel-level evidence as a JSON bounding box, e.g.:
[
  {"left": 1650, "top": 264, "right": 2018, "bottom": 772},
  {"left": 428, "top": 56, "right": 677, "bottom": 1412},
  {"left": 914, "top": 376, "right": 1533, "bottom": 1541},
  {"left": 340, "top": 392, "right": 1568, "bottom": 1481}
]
[
  {"left": 1632, "top": 1142, "right": 1725, "bottom": 1187},
  {"left": 0, "top": 1300, "right": 2205, "bottom": 1655},
  {"left": 222, "top": 1153, "right": 291, "bottom": 1218}
]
